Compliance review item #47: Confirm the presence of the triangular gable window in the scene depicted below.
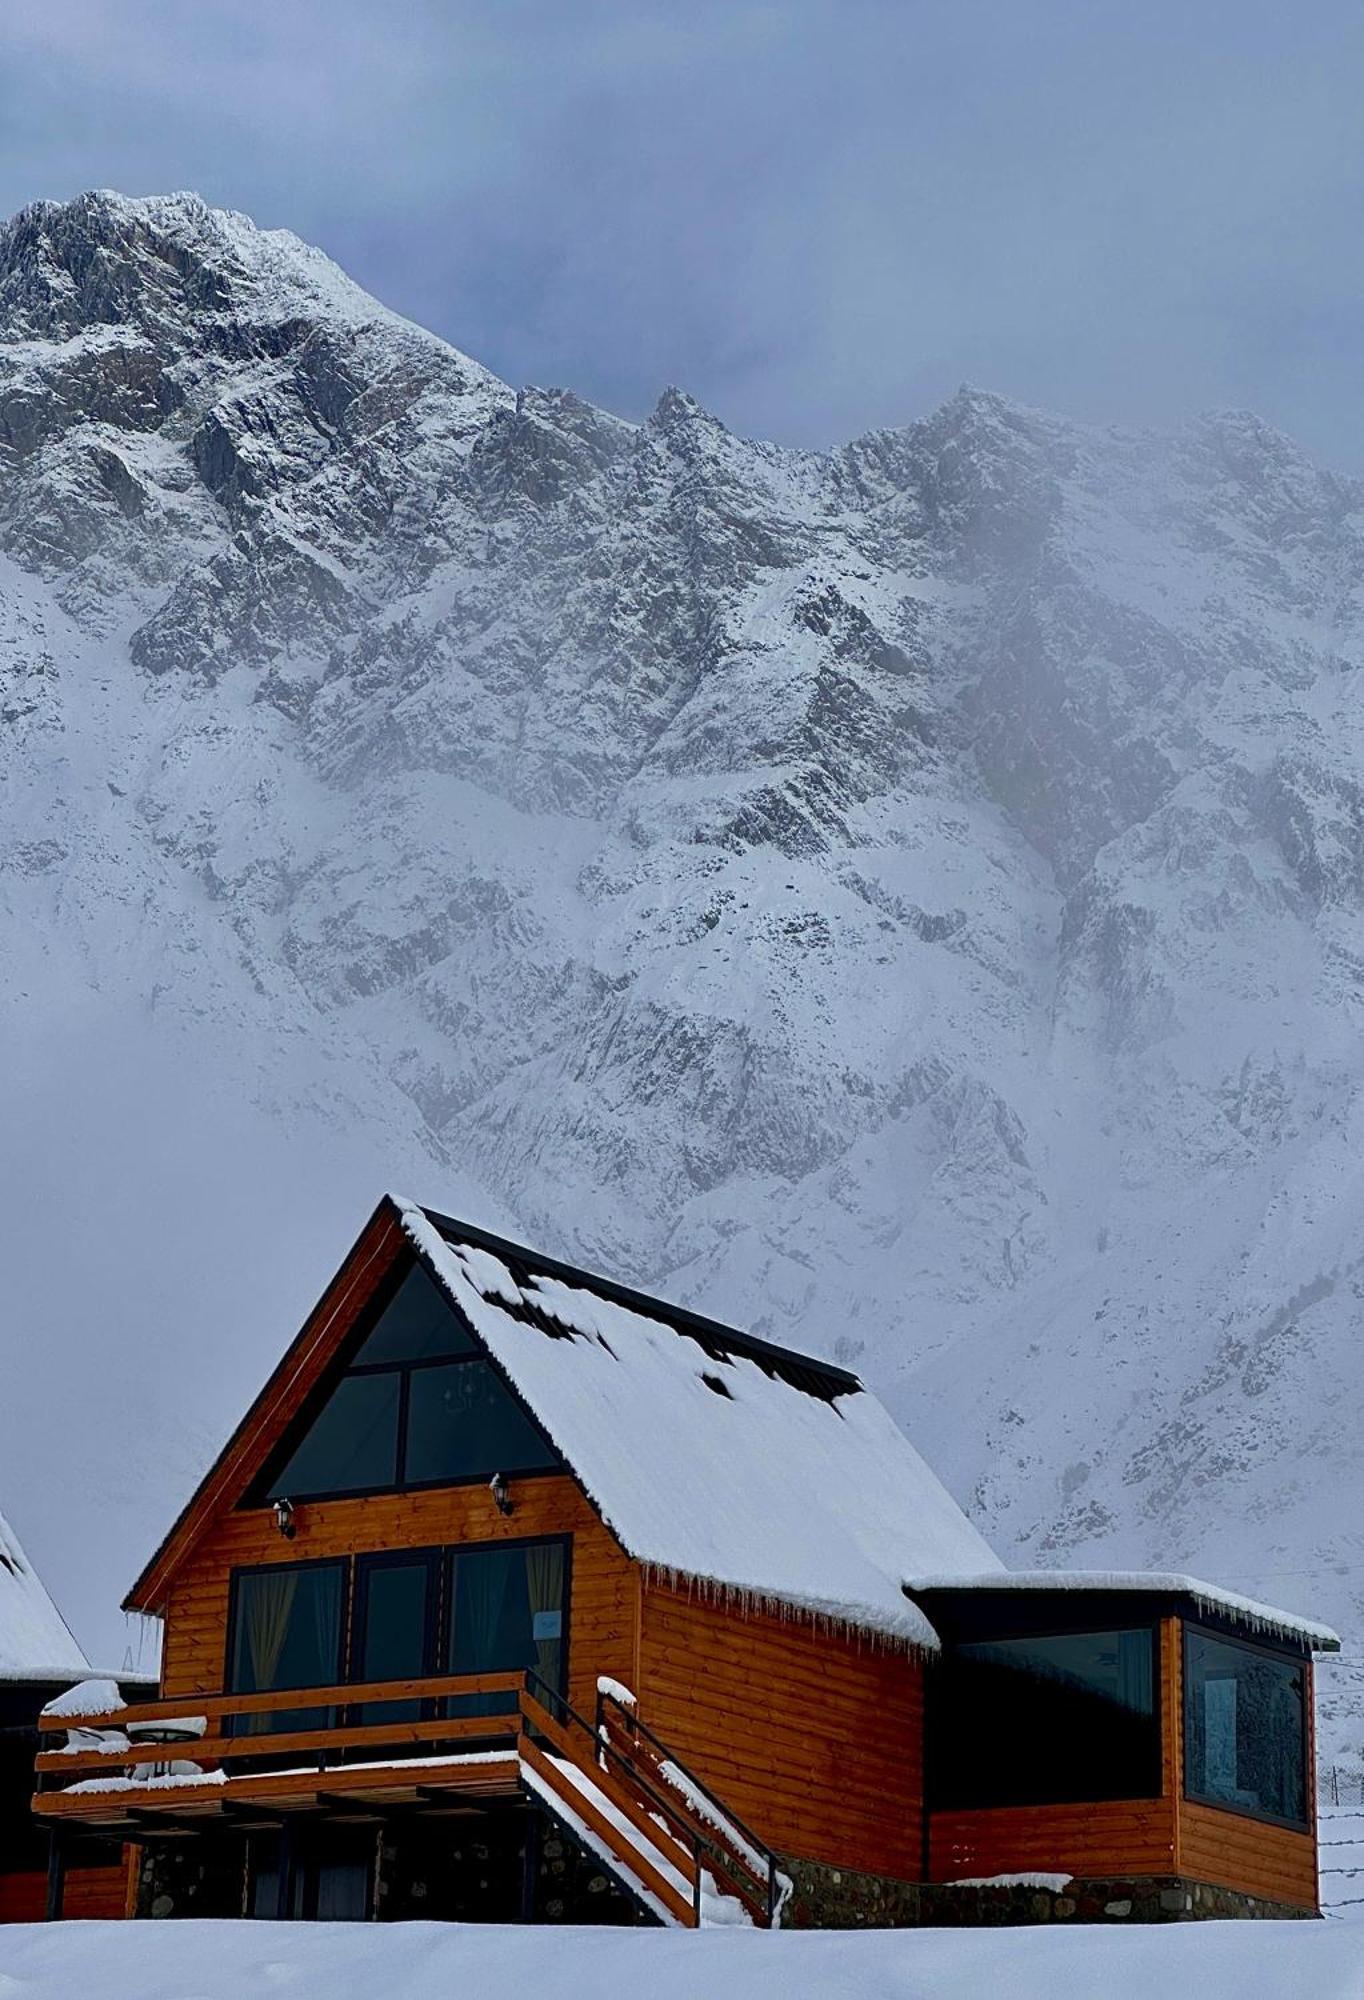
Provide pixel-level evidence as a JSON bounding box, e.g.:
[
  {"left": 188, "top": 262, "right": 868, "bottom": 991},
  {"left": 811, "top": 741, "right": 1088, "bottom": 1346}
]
[{"left": 256, "top": 1261, "right": 561, "bottom": 1503}]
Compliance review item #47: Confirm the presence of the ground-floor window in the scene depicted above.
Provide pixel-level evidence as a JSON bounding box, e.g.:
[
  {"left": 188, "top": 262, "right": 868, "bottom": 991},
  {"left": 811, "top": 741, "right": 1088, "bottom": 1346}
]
[
  {"left": 931, "top": 1625, "right": 1160, "bottom": 1807},
  {"left": 247, "top": 1827, "right": 373, "bottom": 1919},
  {"left": 1183, "top": 1625, "right": 1307, "bottom": 1826}
]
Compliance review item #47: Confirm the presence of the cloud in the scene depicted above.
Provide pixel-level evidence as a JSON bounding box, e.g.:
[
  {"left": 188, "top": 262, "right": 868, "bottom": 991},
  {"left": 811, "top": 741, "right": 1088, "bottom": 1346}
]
[{"left": 0, "top": 0, "right": 1362, "bottom": 464}]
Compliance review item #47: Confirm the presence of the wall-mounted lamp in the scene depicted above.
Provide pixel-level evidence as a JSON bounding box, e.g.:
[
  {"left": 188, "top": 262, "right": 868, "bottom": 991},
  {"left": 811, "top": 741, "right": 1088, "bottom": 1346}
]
[
  {"left": 273, "top": 1497, "right": 297, "bottom": 1540},
  {"left": 489, "top": 1473, "right": 514, "bottom": 1517}
]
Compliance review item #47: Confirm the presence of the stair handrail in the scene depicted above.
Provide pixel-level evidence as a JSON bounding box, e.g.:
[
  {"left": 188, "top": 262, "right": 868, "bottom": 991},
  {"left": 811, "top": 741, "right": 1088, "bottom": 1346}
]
[
  {"left": 521, "top": 1670, "right": 775, "bottom": 1921},
  {"left": 592, "top": 1680, "right": 783, "bottom": 1924}
]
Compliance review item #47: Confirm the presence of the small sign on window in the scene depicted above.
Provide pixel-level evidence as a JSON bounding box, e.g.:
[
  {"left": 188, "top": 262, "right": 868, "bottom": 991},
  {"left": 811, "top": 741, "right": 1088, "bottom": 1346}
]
[{"left": 532, "top": 1610, "right": 563, "bottom": 1641}]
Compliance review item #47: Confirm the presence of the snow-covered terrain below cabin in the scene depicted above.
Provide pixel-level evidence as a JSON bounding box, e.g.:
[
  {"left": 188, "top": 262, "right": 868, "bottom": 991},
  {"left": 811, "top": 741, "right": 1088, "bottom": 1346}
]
[
  {"left": 1, "top": 1918, "right": 1362, "bottom": 2000},
  {"left": 3, "top": 191, "right": 1364, "bottom": 1745}
]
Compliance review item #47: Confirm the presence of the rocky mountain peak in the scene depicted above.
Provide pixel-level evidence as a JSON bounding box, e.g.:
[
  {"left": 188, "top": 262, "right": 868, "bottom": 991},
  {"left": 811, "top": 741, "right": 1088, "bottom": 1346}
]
[{"left": 3, "top": 196, "right": 1364, "bottom": 1753}]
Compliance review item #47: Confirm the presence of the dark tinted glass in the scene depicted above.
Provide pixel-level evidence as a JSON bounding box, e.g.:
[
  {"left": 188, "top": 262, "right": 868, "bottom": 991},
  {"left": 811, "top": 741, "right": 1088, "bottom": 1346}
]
[
  {"left": 931, "top": 1627, "right": 1158, "bottom": 1808},
  {"left": 229, "top": 1561, "right": 344, "bottom": 1734},
  {"left": 1184, "top": 1627, "right": 1306, "bottom": 1825},
  {"left": 405, "top": 1359, "right": 560, "bottom": 1484},
  {"left": 353, "top": 1557, "right": 434, "bottom": 1723},
  {"left": 350, "top": 1262, "right": 476, "bottom": 1367},
  {"left": 445, "top": 1541, "right": 565, "bottom": 1715},
  {"left": 267, "top": 1372, "right": 400, "bottom": 1500}
]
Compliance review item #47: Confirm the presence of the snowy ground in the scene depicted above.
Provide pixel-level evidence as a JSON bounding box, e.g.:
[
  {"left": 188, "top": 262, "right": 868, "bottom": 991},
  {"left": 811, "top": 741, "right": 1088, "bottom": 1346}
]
[{"left": 1, "top": 1919, "right": 1363, "bottom": 2000}]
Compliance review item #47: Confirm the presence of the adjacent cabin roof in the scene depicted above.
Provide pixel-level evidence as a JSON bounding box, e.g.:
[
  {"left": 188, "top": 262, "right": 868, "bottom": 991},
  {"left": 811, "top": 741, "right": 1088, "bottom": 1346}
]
[
  {"left": 906, "top": 1570, "right": 1340, "bottom": 1654},
  {"left": 401, "top": 1201, "right": 1003, "bottom": 1646},
  {"left": 0, "top": 1505, "right": 91, "bottom": 1683}
]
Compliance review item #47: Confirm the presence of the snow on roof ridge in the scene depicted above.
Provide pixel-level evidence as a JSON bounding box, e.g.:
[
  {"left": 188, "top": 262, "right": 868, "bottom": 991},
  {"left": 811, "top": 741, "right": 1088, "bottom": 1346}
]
[
  {"left": 394, "top": 1197, "right": 1002, "bottom": 1647},
  {"left": 0, "top": 1502, "right": 91, "bottom": 1683},
  {"left": 907, "top": 1569, "right": 1340, "bottom": 1650}
]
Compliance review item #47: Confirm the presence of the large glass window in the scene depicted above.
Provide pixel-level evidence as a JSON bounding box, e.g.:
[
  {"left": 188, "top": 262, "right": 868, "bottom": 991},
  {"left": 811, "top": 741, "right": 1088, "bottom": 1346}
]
[
  {"left": 261, "top": 1260, "right": 561, "bottom": 1502},
  {"left": 932, "top": 1626, "right": 1159, "bottom": 1808},
  {"left": 446, "top": 1542, "right": 567, "bottom": 1717},
  {"left": 228, "top": 1560, "right": 345, "bottom": 1734},
  {"left": 1184, "top": 1626, "right": 1307, "bottom": 1827}
]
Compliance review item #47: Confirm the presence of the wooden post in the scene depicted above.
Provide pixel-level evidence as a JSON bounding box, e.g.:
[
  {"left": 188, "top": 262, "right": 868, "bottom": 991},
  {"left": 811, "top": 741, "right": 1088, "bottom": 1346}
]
[
  {"left": 275, "top": 1821, "right": 297, "bottom": 1920},
  {"left": 519, "top": 1807, "right": 542, "bottom": 1923},
  {"left": 45, "top": 1827, "right": 66, "bottom": 1921}
]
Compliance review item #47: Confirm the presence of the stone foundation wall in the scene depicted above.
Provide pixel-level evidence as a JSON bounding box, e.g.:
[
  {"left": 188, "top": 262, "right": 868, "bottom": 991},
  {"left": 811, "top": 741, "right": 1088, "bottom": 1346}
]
[{"left": 777, "top": 1852, "right": 1316, "bottom": 1928}]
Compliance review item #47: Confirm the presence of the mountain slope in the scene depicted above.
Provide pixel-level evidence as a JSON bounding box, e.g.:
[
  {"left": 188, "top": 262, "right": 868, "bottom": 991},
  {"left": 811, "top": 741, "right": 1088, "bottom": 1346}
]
[{"left": 2, "top": 191, "right": 1362, "bottom": 1744}]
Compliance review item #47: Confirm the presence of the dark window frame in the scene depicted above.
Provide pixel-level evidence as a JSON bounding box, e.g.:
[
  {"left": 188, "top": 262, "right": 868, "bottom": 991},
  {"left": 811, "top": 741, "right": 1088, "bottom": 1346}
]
[
  {"left": 929, "top": 1616, "right": 1164, "bottom": 1811},
  {"left": 248, "top": 1257, "right": 564, "bottom": 1507},
  {"left": 1181, "top": 1620, "right": 1310, "bottom": 1833},
  {"left": 223, "top": 1553, "right": 350, "bottom": 1736},
  {"left": 443, "top": 1530, "right": 573, "bottom": 1703},
  {"left": 223, "top": 1533, "right": 573, "bottom": 1712}
]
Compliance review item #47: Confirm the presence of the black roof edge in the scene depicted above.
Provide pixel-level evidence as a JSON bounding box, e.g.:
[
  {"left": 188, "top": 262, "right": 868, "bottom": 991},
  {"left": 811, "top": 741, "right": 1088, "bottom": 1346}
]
[
  {"left": 417, "top": 1203, "right": 864, "bottom": 1396},
  {"left": 905, "top": 1580, "right": 1332, "bottom": 1653}
]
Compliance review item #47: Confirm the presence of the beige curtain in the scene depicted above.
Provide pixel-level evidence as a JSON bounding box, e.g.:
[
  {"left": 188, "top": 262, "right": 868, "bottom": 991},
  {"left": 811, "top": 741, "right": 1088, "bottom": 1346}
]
[
  {"left": 242, "top": 1569, "right": 299, "bottom": 1734},
  {"left": 525, "top": 1542, "right": 565, "bottom": 1687}
]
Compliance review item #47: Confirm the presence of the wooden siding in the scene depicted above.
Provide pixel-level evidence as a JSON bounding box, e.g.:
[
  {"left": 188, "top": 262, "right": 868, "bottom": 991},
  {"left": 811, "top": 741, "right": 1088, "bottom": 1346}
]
[
  {"left": 0, "top": 1871, "right": 43, "bottom": 1923},
  {"left": 160, "top": 1474, "right": 638, "bottom": 1726},
  {"left": 930, "top": 1798, "right": 1178, "bottom": 1881},
  {"left": 0, "top": 1862, "right": 129, "bottom": 1923},
  {"left": 636, "top": 1580, "right": 925, "bottom": 1881},
  {"left": 1179, "top": 1802, "right": 1317, "bottom": 1909}
]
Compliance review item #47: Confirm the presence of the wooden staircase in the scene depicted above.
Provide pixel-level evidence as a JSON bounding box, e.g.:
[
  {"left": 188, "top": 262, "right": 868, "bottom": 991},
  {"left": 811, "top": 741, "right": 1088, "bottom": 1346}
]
[{"left": 517, "top": 1675, "right": 785, "bottom": 1928}]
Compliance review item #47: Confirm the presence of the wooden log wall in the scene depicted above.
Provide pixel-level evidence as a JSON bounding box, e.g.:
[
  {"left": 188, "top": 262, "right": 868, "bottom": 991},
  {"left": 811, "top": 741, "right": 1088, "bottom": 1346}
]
[
  {"left": 159, "top": 1474, "right": 639, "bottom": 1728},
  {"left": 636, "top": 1580, "right": 926, "bottom": 1882}
]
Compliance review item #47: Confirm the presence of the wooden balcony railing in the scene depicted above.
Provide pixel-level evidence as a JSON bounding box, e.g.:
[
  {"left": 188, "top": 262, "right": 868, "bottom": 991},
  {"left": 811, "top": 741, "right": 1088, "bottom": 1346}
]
[
  {"left": 34, "top": 1670, "right": 528, "bottom": 1788},
  {"left": 35, "top": 1669, "right": 786, "bottom": 1928}
]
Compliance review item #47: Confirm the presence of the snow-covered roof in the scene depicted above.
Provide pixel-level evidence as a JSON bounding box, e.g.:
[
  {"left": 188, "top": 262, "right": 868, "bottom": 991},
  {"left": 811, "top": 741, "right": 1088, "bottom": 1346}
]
[
  {"left": 906, "top": 1570, "right": 1339, "bottom": 1652},
  {"left": 398, "top": 1200, "right": 1003, "bottom": 1648},
  {"left": 0, "top": 1505, "right": 91, "bottom": 1683}
]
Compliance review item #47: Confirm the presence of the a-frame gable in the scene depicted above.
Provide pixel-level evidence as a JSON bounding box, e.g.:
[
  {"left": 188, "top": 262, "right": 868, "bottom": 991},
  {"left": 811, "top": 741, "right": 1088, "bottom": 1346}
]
[{"left": 125, "top": 1197, "right": 577, "bottom": 1616}]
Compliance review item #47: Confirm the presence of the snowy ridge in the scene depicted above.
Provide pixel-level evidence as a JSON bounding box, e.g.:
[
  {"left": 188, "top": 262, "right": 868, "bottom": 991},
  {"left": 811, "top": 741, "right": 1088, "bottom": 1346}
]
[{"left": 1, "top": 190, "right": 1364, "bottom": 1748}]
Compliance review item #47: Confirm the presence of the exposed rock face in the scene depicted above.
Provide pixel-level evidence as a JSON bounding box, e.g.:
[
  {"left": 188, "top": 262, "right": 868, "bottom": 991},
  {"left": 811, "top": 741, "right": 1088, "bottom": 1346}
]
[{"left": 4, "top": 192, "right": 1364, "bottom": 1736}]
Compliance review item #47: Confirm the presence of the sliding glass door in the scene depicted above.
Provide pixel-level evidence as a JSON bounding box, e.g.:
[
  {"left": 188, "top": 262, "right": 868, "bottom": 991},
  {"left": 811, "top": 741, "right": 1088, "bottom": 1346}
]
[
  {"left": 227, "top": 1538, "right": 570, "bottom": 1738},
  {"left": 445, "top": 1541, "right": 566, "bottom": 1717},
  {"left": 351, "top": 1551, "right": 440, "bottom": 1724},
  {"left": 227, "top": 1558, "right": 346, "bottom": 1734}
]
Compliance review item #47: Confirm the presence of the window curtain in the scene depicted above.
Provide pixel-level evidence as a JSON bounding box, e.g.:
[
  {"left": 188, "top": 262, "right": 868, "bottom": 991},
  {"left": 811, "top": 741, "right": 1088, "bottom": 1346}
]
[
  {"left": 525, "top": 1542, "right": 565, "bottom": 1688},
  {"left": 240, "top": 1569, "right": 300, "bottom": 1735},
  {"left": 1116, "top": 1630, "right": 1153, "bottom": 1714},
  {"left": 310, "top": 1564, "right": 343, "bottom": 1681}
]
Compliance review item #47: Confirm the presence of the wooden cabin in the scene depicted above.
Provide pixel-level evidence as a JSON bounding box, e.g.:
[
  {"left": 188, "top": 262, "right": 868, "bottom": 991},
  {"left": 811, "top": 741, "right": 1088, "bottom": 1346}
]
[
  {"left": 0, "top": 1503, "right": 152, "bottom": 1923},
  {"left": 30, "top": 1195, "right": 1339, "bottom": 1928}
]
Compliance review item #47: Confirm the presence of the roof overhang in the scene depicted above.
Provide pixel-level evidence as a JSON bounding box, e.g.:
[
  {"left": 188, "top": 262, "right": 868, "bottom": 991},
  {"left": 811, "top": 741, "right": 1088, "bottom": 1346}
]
[{"left": 905, "top": 1570, "right": 1340, "bottom": 1654}]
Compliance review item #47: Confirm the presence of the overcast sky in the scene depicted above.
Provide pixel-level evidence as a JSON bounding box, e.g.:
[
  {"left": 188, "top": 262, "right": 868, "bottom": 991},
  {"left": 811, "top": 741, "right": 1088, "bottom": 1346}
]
[{"left": 1, "top": 1, "right": 1362, "bottom": 461}]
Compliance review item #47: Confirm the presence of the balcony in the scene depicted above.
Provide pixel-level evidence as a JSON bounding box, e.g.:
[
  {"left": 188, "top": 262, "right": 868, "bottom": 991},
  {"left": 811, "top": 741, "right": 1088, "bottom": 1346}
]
[{"left": 35, "top": 1670, "right": 784, "bottom": 1928}]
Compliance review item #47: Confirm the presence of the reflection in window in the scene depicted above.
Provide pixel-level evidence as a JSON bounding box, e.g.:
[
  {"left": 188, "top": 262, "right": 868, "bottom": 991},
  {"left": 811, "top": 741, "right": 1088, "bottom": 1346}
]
[
  {"left": 407, "top": 1361, "right": 561, "bottom": 1484},
  {"left": 446, "top": 1542, "right": 566, "bottom": 1717},
  {"left": 932, "top": 1627, "right": 1159, "bottom": 1808},
  {"left": 1184, "top": 1627, "right": 1306, "bottom": 1825},
  {"left": 228, "top": 1561, "right": 345, "bottom": 1735},
  {"left": 262, "top": 1259, "right": 561, "bottom": 1502},
  {"left": 268, "top": 1373, "right": 401, "bottom": 1499}
]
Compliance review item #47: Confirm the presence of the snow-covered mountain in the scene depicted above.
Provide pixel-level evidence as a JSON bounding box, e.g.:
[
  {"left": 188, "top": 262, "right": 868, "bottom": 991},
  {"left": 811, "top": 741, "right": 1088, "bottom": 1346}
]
[{"left": 3, "top": 190, "right": 1363, "bottom": 1747}]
